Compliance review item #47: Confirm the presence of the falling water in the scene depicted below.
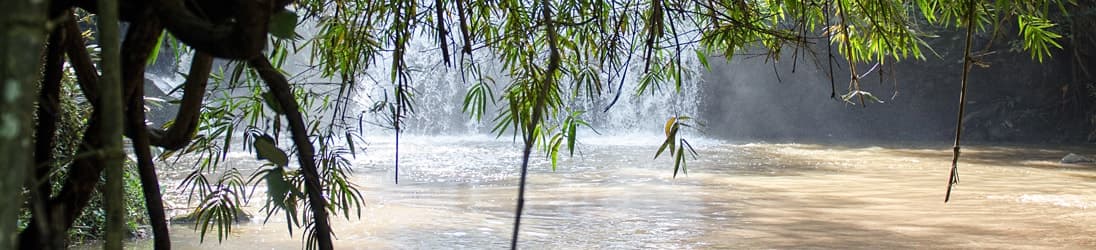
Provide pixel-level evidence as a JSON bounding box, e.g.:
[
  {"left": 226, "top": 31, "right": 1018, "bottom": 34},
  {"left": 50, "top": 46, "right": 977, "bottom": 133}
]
[{"left": 342, "top": 33, "right": 705, "bottom": 135}]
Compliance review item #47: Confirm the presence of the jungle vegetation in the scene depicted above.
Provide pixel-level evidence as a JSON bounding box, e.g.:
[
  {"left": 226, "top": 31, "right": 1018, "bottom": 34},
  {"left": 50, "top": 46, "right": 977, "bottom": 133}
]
[{"left": 0, "top": 0, "right": 1088, "bottom": 249}]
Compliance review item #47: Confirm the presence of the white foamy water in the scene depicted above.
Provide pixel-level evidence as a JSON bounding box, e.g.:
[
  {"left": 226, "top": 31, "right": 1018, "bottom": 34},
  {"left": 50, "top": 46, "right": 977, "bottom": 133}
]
[{"left": 1016, "top": 194, "right": 1095, "bottom": 209}]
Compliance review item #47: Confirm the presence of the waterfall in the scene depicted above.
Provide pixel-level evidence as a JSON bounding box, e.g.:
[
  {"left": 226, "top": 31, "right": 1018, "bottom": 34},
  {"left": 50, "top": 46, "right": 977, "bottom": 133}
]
[
  {"left": 143, "top": 25, "right": 706, "bottom": 137},
  {"left": 347, "top": 35, "right": 706, "bottom": 136}
]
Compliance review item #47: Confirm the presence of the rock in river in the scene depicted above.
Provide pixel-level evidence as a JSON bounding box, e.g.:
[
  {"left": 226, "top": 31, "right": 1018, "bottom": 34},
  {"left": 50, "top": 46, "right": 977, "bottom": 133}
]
[{"left": 1060, "top": 153, "right": 1093, "bottom": 164}]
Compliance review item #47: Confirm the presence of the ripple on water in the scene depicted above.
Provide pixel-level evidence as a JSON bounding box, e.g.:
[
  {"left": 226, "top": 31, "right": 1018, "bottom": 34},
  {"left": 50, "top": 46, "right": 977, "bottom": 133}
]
[
  {"left": 1012, "top": 194, "right": 1096, "bottom": 209},
  {"left": 147, "top": 139, "right": 1096, "bottom": 249}
]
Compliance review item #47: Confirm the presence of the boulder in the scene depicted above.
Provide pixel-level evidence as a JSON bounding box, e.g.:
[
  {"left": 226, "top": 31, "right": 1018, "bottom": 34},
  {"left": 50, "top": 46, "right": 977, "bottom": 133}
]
[{"left": 1060, "top": 153, "right": 1093, "bottom": 164}]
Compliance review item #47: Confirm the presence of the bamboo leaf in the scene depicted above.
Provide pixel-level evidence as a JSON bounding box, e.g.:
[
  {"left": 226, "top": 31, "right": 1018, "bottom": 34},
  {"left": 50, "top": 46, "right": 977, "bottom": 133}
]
[
  {"left": 346, "top": 132, "right": 357, "bottom": 157},
  {"left": 266, "top": 167, "right": 290, "bottom": 210},
  {"left": 262, "top": 91, "right": 284, "bottom": 114},
  {"left": 681, "top": 138, "right": 699, "bottom": 158},
  {"left": 146, "top": 31, "right": 164, "bottom": 66},
  {"left": 270, "top": 10, "right": 300, "bottom": 40},
  {"left": 654, "top": 134, "right": 673, "bottom": 159},
  {"left": 567, "top": 119, "right": 577, "bottom": 156},
  {"left": 254, "top": 134, "right": 289, "bottom": 166},
  {"left": 673, "top": 146, "right": 684, "bottom": 178},
  {"left": 696, "top": 49, "right": 710, "bottom": 71},
  {"left": 664, "top": 116, "right": 677, "bottom": 137}
]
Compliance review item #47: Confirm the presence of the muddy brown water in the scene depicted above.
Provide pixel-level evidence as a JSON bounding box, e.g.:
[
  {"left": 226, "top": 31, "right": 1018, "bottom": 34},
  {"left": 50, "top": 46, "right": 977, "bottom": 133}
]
[{"left": 92, "top": 136, "right": 1096, "bottom": 249}]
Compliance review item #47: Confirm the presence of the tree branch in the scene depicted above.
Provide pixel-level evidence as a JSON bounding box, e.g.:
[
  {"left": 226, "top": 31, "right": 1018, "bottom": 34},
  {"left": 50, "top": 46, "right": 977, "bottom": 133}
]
[
  {"left": 63, "top": 17, "right": 101, "bottom": 106},
  {"left": 946, "top": 0, "right": 979, "bottom": 203},
  {"left": 435, "top": 0, "right": 451, "bottom": 66},
  {"left": 454, "top": 0, "right": 474, "bottom": 55},
  {"left": 154, "top": 0, "right": 271, "bottom": 59},
  {"left": 250, "top": 57, "right": 334, "bottom": 250},
  {"left": 512, "top": 0, "right": 563, "bottom": 248},
  {"left": 118, "top": 17, "right": 173, "bottom": 249},
  {"left": 148, "top": 52, "right": 212, "bottom": 150},
  {"left": 27, "top": 15, "right": 67, "bottom": 250},
  {"left": 120, "top": 19, "right": 162, "bottom": 105}
]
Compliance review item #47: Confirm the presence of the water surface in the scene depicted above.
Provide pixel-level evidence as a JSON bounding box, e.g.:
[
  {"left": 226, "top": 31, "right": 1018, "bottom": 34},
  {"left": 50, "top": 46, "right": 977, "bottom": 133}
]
[{"left": 147, "top": 136, "right": 1096, "bottom": 249}]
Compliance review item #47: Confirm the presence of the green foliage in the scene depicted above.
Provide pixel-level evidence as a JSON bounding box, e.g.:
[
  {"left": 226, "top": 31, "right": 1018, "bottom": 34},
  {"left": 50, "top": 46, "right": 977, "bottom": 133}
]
[
  {"left": 916, "top": 0, "right": 1068, "bottom": 61},
  {"left": 26, "top": 0, "right": 1077, "bottom": 248},
  {"left": 52, "top": 57, "right": 92, "bottom": 170},
  {"left": 654, "top": 116, "right": 698, "bottom": 178},
  {"left": 314, "top": 134, "right": 365, "bottom": 222},
  {"left": 270, "top": 10, "right": 301, "bottom": 40},
  {"left": 163, "top": 45, "right": 368, "bottom": 247},
  {"left": 19, "top": 37, "right": 147, "bottom": 244},
  {"left": 249, "top": 163, "right": 303, "bottom": 236},
  {"left": 190, "top": 169, "right": 248, "bottom": 243},
  {"left": 163, "top": 0, "right": 1078, "bottom": 247},
  {"left": 21, "top": 159, "right": 149, "bottom": 244},
  {"left": 540, "top": 110, "right": 597, "bottom": 170},
  {"left": 289, "top": 0, "right": 1070, "bottom": 175},
  {"left": 146, "top": 31, "right": 165, "bottom": 66},
  {"left": 1018, "top": 14, "right": 1063, "bottom": 62},
  {"left": 462, "top": 80, "right": 495, "bottom": 121},
  {"left": 253, "top": 134, "right": 290, "bottom": 166},
  {"left": 288, "top": 0, "right": 1075, "bottom": 181},
  {"left": 77, "top": 159, "right": 148, "bottom": 243}
]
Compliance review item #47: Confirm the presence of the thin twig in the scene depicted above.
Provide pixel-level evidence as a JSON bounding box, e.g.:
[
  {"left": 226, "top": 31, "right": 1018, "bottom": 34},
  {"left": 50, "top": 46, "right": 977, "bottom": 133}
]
[{"left": 946, "top": 0, "right": 978, "bottom": 203}]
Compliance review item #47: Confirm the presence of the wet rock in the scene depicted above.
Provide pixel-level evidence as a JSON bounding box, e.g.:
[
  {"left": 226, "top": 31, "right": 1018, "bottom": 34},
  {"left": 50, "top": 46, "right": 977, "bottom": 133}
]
[
  {"left": 143, "top": 77, "right": 178, "bottom": 126},
  {"left": 170, "top": 208, "right": 253, "bottom": 224},
  {"left": 130, "top": 225, "right": 150, "bottom": 239},
  {"left": 1060, "top": 153, "right": 1093, "bottom": 164}
]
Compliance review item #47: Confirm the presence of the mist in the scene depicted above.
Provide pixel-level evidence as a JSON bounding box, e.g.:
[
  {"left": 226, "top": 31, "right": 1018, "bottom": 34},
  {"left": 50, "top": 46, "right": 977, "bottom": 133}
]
[{"left": 699, "top": 39, "right": 1078, "bottom": 143}]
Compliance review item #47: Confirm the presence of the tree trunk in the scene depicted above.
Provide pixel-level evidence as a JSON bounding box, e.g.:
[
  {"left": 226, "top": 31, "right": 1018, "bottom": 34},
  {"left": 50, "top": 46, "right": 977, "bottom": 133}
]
[
  {"left": 0, "top": 0, "right": 48, "bottom": 248},
  {"left": 97, "top": 0, "right": 128, "bottom": 247},
  {"left": 120, "top": 18, "right": 172, "bottom": 250},
  {"left": 28, "top": 19, "right": 68, "bottom": 250}
]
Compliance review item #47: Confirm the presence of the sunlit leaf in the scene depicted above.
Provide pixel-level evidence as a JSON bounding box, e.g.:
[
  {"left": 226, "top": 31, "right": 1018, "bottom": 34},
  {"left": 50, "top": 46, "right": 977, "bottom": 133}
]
[
  {"left": 146, "top": 31, "right": 164, "bottom": 66},
  {"left": 664, "top": 116, "right": 677, "bottom": 137},
  {"left": 696, "top": 50, "right": 710, "bottom": 71}
]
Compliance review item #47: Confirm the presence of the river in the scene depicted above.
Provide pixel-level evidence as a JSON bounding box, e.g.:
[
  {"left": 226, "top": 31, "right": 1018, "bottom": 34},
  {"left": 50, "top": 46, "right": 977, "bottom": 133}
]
[{"left": 104, "top": 135, "right": 1096, "bottom": 249}]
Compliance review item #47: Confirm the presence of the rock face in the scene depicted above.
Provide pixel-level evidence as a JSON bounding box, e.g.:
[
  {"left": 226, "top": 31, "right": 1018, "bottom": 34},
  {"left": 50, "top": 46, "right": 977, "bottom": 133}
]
[
  {"left": 143, "top": 78, "right": 178, "bottom": 126},
  {"left": 1060, "top": 153, "right": 1093, "bottom": 164}
]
